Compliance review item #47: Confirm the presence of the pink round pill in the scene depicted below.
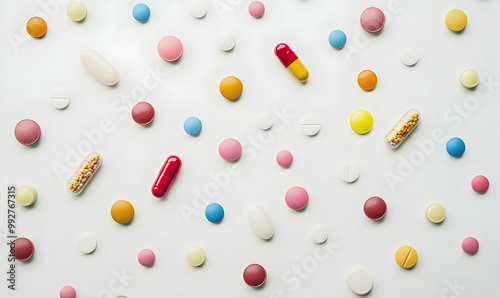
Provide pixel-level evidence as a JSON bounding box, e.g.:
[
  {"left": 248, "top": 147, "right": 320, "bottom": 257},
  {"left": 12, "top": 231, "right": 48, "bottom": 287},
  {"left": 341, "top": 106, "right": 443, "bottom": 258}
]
[
  {"left": 243, "top": 264, "right": 267, "bottom": 287},
  {"left": 471, "top": 175, "right": 489, "bottom": 193},
  {"left": 157, "top": 35, "right": 183, "bottom": 62},
  {"left": 248, "top": 1, "right": 265, "bottom": 18},
  {"left": 14, "top": 119, "right": 41, "bottom": 146},
  {"left": 364, "top": 196, "right": 387, "bottom": 220},
  {"left": 285, "top": 186, "right": 309, "bottom": 210},
  {"left": 138, "top": 249, "right": 155, "bottom": 267},
  {"left": 59, "top": 286, "right": 76, "bottom": 298},
  {"left": 132, "top": 102, "right": 155, "bottom": 125},
  {"left": 276, "top": 150, "right": 293, "bottom": 167},
  {"left": 462, "top": 237, "right": 479, "bottom": 255},
  {"left": 360, "top": 7, "right": 385, "bottom": 33},
  {"left": 218, "top": 138, "right": 242, "bottom": 161}
]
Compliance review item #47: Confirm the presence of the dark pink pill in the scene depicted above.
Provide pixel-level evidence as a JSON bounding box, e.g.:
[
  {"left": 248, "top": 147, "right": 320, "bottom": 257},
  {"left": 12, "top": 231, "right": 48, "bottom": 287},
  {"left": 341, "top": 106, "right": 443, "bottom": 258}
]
[
  {"left": 471, "top": 175, "right": 489, "bottom": 193},
  {"left": 462, "top": 237, "right": 479, "bottom": 255},
  {"left": 132, "top": 102, "right": 155, "bottom": 125},
  {"left": 243, "top": 264, "right": 267, "bottom": 287},
  {"left": 14, "top": 237, "right": 35, "bottom": 261},
  {"left": 360, "top": 7, "right": 385, "bottom": 33},
  {"left": 364, "top": 196, "right": 387, "bottom": 220},
  {"left": 14, "top": 119, "right": 41, "bottom": 145}
]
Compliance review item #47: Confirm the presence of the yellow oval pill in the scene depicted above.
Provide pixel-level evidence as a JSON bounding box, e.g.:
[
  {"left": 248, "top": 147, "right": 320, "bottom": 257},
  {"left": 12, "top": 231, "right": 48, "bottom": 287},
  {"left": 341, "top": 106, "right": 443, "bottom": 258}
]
[
  {"left": 445, "top": 9, "right": 467, "bottom": 32},
  {"left": 15, "top": 186, "right": 38, "bottom": 207},
  {"left": 186, "top": 246, "right": 206, "bottom": 267},
  {"left": 395, "top": 246, "right": 418, "bottom": 269},
  {"left": 111, "top": 200, "right": 135, "bottom": 224},
  {"left": 425, "top": 203, "right": 446, "bottom": 223},
  {"left": 26, "top": 17, "right": 47, "bottom": 38},
  {"left": 350, "top": 110, "right": 374, "bottom": 134},
  {"left": 219, "top": 76, "right": 243, "bottom": 100},
  {"left": 67, "top": 1, "right": 87, "bottom": 22},
  {"left": 459, "top": 69, "right": 479, "bottom": 88}
]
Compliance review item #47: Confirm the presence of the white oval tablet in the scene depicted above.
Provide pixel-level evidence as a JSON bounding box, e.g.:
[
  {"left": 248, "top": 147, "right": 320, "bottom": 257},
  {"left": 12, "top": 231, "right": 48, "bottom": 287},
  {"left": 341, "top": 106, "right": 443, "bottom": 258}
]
[
  {"left": 217, "top": 32, "right": 236, "bottom": 52},
  {"left": 247, "top": 204, "right": 274, "bottom": 240},
  {"left": 76, "top": 233, "right": 97, "bottom": 254},
  {"left": 347, "top": 269, "right": 373, "bottom": 295},
  {"left": 338, "top": 161, "right": 360, "bottom": 183},
  {"left": 48, "top": 87, "right": 71, "bottom": 109},
  {"left": 400, "top": 47, "right": 419, "bottom": 66},
  {"left": 81, "top": 49, "right": 120, "bottom": 86},
  {"left": 190, "top": 1, "right": 207, "bottom": 18},
  {"left": 300, "top": 114, "right": 321, "bottom": 136},
  {"left": 310, "top": 225, "right": 328, "bottom": 244},
  {"left": 256, "top": 112, "right": 274, "bottom": 130}
]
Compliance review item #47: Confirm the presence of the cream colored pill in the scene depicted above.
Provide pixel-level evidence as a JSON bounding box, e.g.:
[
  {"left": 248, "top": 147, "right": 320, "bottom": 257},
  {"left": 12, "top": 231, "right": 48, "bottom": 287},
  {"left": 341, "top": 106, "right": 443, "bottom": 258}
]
[
  {"left": 15, "top": 186, "right": 38, "bottom": 207},
  {"left": 81, "top": 49, "right": 120, "bottom": 86},
  {"left": 460, "top": 69, "right": 479, "bottom": 88},
  {"left": 310, "top": 225, "right": 328, "bottom": 244},
  {"left": 76, "top": 233, "right": 97, "bottom": 254},
  {"left": 247, "top": 204, "right": 274, "bottom": 240},
  {"left": 300, "top": 114, "right": 321, "bottom": 136},
  {"left": 186, "top": 246, "right": 206, "bottom": 266},
  {"left": 48, "top": 87, "right": 70, "bottom": 109},
  {"left": 425, "top": 203, "right": 446, "bottom": 223},
  {"left": 256, "top": 112, "right": 274, "bottom": 130},
  {"left": 347, "top": 269, "right": 373, "bottom": 295},
  {"left": 338, "top": 161, "right": 360, "bottom": 183},
  {"left": 67, "top": 1, "right": 87, "bottom": 22}
]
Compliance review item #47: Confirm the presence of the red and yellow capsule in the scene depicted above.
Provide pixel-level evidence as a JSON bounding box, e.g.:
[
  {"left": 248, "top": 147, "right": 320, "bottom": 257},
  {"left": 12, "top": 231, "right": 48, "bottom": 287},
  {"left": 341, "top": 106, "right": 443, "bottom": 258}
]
[{"left": 274, "top": 43, "right": 309, "bottom": 82}]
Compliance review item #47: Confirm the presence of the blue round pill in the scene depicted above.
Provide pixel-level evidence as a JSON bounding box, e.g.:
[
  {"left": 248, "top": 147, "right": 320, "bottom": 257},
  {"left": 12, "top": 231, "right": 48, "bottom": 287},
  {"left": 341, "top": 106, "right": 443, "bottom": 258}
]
[
  {"left": 205, "top": 203, "right": 224, "bottom": 223},
  {"left": 446, "top": 137, "right": 466, "bottom": 157},
  {"left": 132, "top": 3, "right": 150, "bottom": 22},
  {"left": 328, "top": 30, "right": 347, "bottom": 49},
  {"left": 184, "top": 117, "right": 202, "bottom": 136}
]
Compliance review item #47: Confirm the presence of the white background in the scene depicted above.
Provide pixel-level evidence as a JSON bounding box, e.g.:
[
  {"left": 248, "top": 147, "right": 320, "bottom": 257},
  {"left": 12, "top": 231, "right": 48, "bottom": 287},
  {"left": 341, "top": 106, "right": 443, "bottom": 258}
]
[{"left": 1, "top": 0, "right": 500, "bottom": 297}]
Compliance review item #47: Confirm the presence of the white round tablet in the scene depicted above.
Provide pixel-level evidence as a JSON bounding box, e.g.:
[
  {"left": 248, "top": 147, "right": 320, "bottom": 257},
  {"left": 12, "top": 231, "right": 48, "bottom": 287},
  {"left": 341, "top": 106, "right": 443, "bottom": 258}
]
[
  {"left": 338, "top": 161, "right": 360, "bottom": 183},
  {"left": 256, "top": 112, "right": 274, "bottom": 130},
  {"left": 310, "top": 225, "right": 328, "bottom": 244},
  {"left": 347, "top": 269, "right": 373, "bottom": 295},
  {"left": 48, "top": 87, "right": 70, "bottom": 109},
  {"left": 216, "top": 32, "right": 236, "bottom": 52},
  {"left": 76, "top": 233, "right": 97, "bottom": 254},
  {"left": 190, "top": 1, "right": 207, "bottom": 18},
  {"left": 300, "top": 114, "right": 321, "bottom": 136},
  {"left": 400, "top": 47, "right": 419, "bottom": 66}
]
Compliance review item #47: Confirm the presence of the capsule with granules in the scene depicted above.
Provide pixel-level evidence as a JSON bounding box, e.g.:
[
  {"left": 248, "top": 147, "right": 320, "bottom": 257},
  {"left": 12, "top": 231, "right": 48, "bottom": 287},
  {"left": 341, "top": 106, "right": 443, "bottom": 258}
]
[
  {"left": 67, "top": 152, "right": 102, "bottom": 195},
  {"left": 385, "top": 109, "right": 420, "bottom": 148}
]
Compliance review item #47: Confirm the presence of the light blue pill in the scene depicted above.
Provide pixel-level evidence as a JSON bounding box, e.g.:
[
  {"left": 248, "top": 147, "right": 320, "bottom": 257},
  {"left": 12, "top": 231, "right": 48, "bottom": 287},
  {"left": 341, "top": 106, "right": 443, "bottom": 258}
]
[
  {"left": 184, "top": 117, "right": 202, "bottom": 136},
  {"left": 446, "top": 137, "right": 466, "bottom": 157},
  {"left": 133, "top": 3, "right": 150, "bottom": 22},
  {"left": 205, "top": 203, "right": 224, "bottom": 223},
  {"left": 328, "top": 30, "right": 347, "bottom": 49}
]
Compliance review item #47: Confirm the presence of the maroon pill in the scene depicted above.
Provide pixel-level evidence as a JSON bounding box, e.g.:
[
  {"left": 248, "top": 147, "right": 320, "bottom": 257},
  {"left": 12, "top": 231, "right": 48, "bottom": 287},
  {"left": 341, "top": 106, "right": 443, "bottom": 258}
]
[
  {"left": 132, "top": 102, "right": 155, "bottom": 125},
  {"left": 14, "top": 237, "right": 35, "bottom": 261},
  {"left": 14, "top": 119, "right": 41, "bottom": 145},
  {"left": 360, "top": 7, "right": 386, "bottom": 33},
  {"left": 243, "top": 264, "right": 267, "bottom": 288},
  {"left": 364, "top": 196, "right": 387, "bottom": 220}
]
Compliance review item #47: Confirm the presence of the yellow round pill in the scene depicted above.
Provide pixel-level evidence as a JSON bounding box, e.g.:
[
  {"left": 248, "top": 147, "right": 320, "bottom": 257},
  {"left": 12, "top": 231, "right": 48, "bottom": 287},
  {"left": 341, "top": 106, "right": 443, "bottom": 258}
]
[
  {"left": 26, "top": 17, "right": 47, "bottom": 38},
  {"left": 186, "top": 246, "right": 206, "bottom": 267},
  {"left": 67, "top": 1, "right": 87, "bottom": 22},
  {"left": 445, "top": 9, "right": 467, "bottom": 32},
  {"left": 350, "top": 110, "right": 373, "bottom": 134},
  {"left": 219, "top": 76, "right": 243, "bottom": 100},
  {"left": 111, "top": 200, "right": 135, "bottom": 224},
  {"left": 395, "top": 246, "right": 418, "bottom": 269},
  {"left": 15, "top": 186, "right": 38, "bottom": 207},
  {"left": 459, "top": 69, "right": 479, "bottom": 88},
  {"left": 425, "top": 203, "right": 446, "bottom": 223}
]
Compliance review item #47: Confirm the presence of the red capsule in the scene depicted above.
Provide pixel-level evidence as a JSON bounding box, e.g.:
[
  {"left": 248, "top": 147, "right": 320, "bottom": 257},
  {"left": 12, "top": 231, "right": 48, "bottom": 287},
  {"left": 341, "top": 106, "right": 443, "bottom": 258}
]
[{"left": 152, "top": 155, "right": 182, "bottom": 198}]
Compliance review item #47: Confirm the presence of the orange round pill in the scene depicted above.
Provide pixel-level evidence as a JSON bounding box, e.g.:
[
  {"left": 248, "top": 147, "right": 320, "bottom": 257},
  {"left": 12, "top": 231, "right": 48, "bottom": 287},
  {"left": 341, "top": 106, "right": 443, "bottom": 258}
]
[
  {"left": 26, "top": 17, "right": 47, "bottom": 38},
  {"left": 219, "top": 76, "right": 243, "bottom": 100},
  {"left": 357, "top": 70, "right": 377, "bottom": 91},
  {"left": 111, "top": 200, "right": 135, "bottom": 224}
]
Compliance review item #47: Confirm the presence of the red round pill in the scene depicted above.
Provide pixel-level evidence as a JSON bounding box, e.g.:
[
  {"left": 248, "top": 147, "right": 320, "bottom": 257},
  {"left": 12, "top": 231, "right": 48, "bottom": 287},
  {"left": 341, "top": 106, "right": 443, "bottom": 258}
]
[
  {"left": 14, "top": 119, "right": 41, "bottom": 145},
  {"left": 360, "top": 7, "right": 385, "bottom": 33},
  {"left": 132, "top": 102, "right": 155, "bottom": 125},
  {"left": 462, "top": 237, "right": 479, "bottom": 255},
  {"left": 243, "top": 264, "right": 267, "bottom": 287},
  {"left": 14, "top": 237, "right": 35, "bottom": 261},
  {"left": 364, "top": 196, "right": 387, "bottom": 220},
  {"left": 471, "top": 175, "right": 489, "bottom": 193}
]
